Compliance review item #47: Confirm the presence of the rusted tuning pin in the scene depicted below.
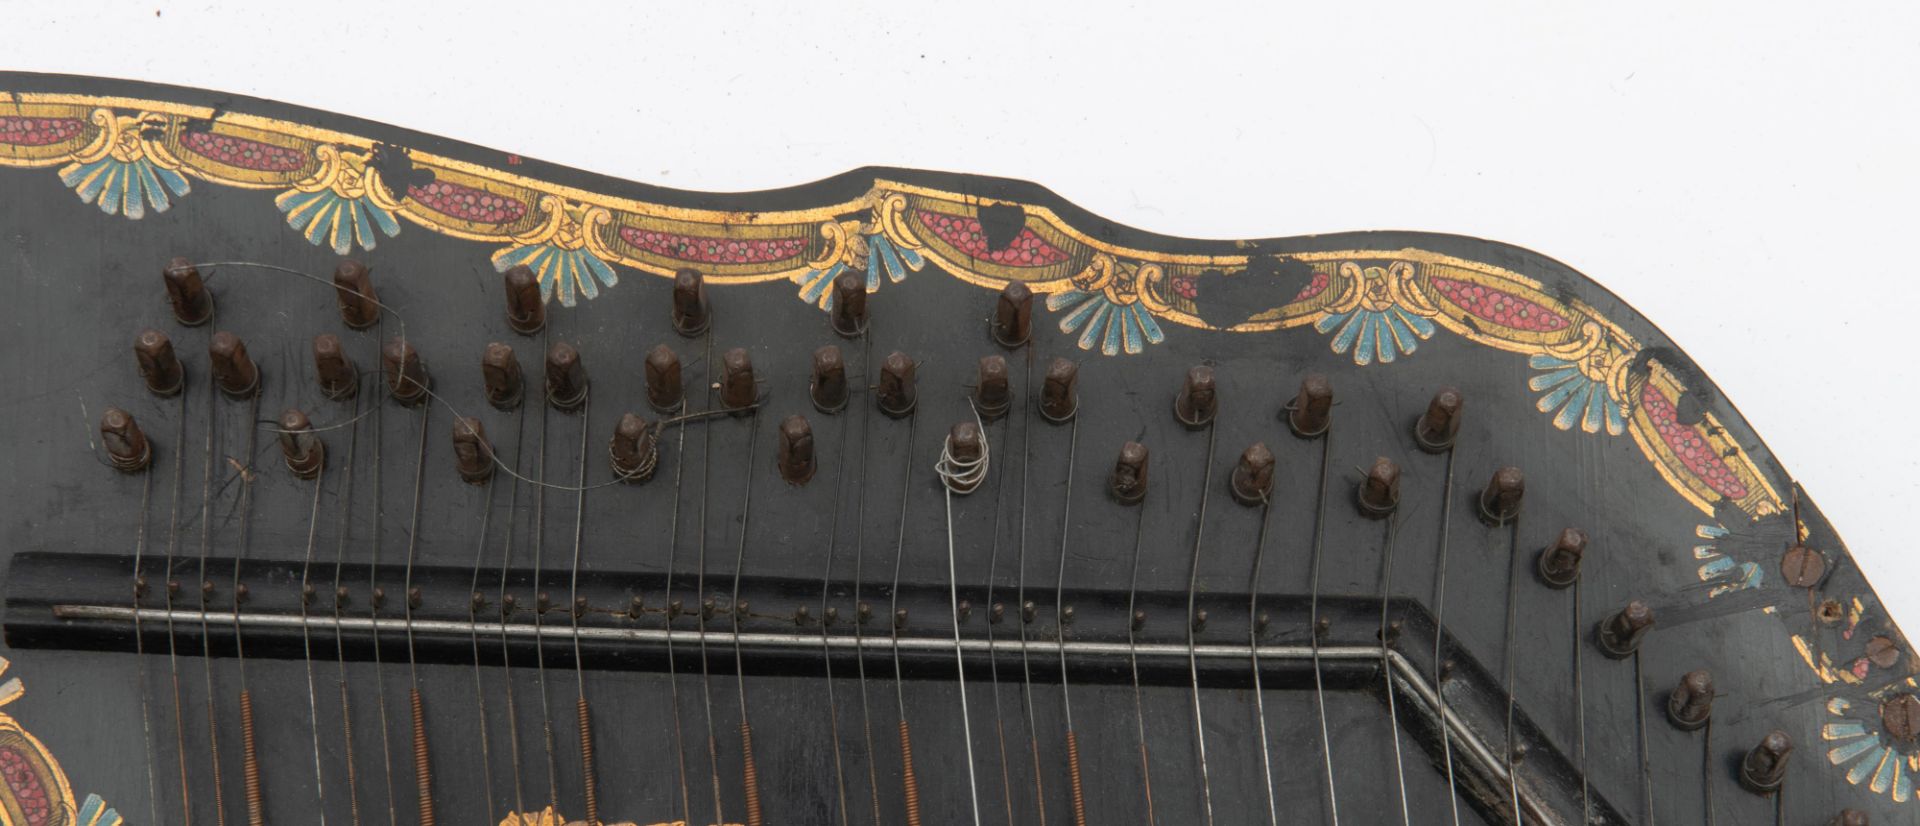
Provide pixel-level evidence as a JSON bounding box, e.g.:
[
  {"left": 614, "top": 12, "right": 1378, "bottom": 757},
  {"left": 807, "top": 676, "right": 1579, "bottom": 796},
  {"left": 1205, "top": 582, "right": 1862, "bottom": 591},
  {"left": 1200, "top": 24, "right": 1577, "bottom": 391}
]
[
  {"left": 1597, "top": 600, "right": 1654, "bottom": 659},
  {"left": 502, "top": 263, "right": 545, "bottom": 334},
  {"left": 162, "top": 256, "right": 212, "bottom": 326},
  {"left": 545, "top": 341, "right": 588, "bottom": 411},
  {"left": 1479, "top": 466, "right": 1525, "bottom": 524},
  {"left": 830, "top": 270, "right": 868, "bottom": 338},
  {"left": 1415, "top": 387, "right": 1464, "bottom": 452},
  {"left": 609, "top": 413, "right": 659, "bottom": 484},
  {"left": 778, "top": 414, "right": 817, "bottom": 485},
  {"left": 1830, "top": 810, "right": 1870, "bottom": 826},
  {"left": 1174, "top": 365, "right": 1217, "bottom": 429},
  {"left": 100, "top": 407, "right": 152, "bottom": 472},
  {"left": 1231, "top": 442, "right": 1275, "bottom": 506},
  {"left": 1885, "top": 694, "right": 1920, "bottom": 743},
  {"left": 645, "top": 344, "right": 683, "bottom": 413},
  {"left": 941, "top": 422, "right": 986, "bottom": 494},
  {"left": 1287, "top": 373, "right": 1332, "bottom": 438},
  {"left": 992, "top": 282, "right": 1033, "bottom": 348},
  {"left": 313, "top": 334, "right": 358, "bottom": 400},
  {"left": 1357, "top": 456, "right": 1400, "bottom": 518},
  {"left": 482, "top": 342, "right": 524, "bottom": 410},
  {"left": 1739, "top": 730, "right": 1793, "bottom": 794},
  {"left": 1537, "top": 527, "right": 1587, "bottom": 588},
  {"left": 974, "top": 355, "right": 1012, "bottom": 420},
  {"left": 278, "top": 409, "right": 325, "bottom": 479},
  {"left": 876, "top": 351, "right": 917, "bottom": 418},
  {"left": 1039, "top": 357, "right": 1078, "bottom": 423},
  {"left": 383, "top": 337, "right": 430, "bottom": 405},
  {"left": 208, "top": 331, "right": 260, "bottom": 399},
  {"left": 134, "top": 328, "right": 184, "bottom": 397},
  {"left": 672, "top": 268, "right": 710, "bottom": 337},
  {"left": 1111, "top": 441, "right": 1150, "bottom": 505},
  {"left": 810, "top": 345, "right": 848, "bottom": 413},
  {"left": 1666, "top": 668, "right": 1714, "bottom": 731},
  {"left": 333, "top": 259, "right": 380, "bottom": 329},
  {"left": 451, "top": 416, "right": 493, "bottom": 484},
  {"left": 720, "top": 348, "right": 757, "bottom": 411},
  {"left": 1781, "top": 543, "right": 1827, "bottom": 588}
]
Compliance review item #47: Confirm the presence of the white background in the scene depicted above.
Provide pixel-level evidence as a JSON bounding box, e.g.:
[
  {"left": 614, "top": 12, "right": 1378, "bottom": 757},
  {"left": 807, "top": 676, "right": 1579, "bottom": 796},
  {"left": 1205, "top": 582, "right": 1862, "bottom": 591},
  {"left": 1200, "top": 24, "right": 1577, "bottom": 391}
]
[{"left": 10, "top": 2, "right": 1918, "bottom": 625}]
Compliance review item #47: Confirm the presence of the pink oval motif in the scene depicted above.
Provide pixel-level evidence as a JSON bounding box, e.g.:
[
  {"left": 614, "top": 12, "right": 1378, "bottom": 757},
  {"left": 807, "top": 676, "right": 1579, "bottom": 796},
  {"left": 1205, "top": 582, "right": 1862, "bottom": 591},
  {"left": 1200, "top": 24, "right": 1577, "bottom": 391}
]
[
  {"left": 406, "top": 181, "right": 528, "bottom": 225},
  {"left": 1293, "top": 272, "right": 1330, "bottom": 302},
  {"left": 1640, "top": 384, "right": 1748, "bottom": 500},
  {"left": 1430, "top": 277, "right": 1571, "bottom": 333},
  {"left": 179, "top": 130, "right": 308, "bottom": 172},
  {"left": 914, "top": 210, "right": 1068, "bottom": 267},
  {"left": 619, "top": 227, "right": 809, "bottom": 265},
  {"left": 0, "top": 745, "right": 51, "bottom": 826},
  {"left": 0, "top": 116, "right": 84, "bottom": 148}
]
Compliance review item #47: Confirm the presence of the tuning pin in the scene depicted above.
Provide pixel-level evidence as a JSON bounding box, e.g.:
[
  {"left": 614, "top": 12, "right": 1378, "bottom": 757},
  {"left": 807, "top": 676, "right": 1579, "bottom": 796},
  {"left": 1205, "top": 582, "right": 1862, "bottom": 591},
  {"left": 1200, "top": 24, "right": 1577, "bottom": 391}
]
[
  {"left": 810, "top": 346, "right": 849, "bottom": 413},
  {"left": 778, "top": 414, "right": 817, "bottom": 485},
  {"left": 720, "top": 348, "right": 756, "bottom": 411},
  {"left": 278, "top": 408, "right": 325, "bottom": 479},
  {"left": 481, "top": 343, "right": 523, "bottom": 411},
  {"left": 1666, "top": 669, "right": 1714, "bottom": 731},
  {"left": 1357, "top": 457, "right": 1400, "bottom": 518},
  {"left": 830, "top": 270, "right": 868, "bottom": 338},
  {"left": 1231, "top": 442, "right": 1275, "bottom": 506},
  {"left": 610, "top": 413, "right": 658, "bottom": 484},
  {"left": 209, "top": 331, "right": 260, "bottom": 399},
  {"left": 973, "top": 355, "right": 1012, "bottom": 420},
  {"left": 1537, "top": 528, "right": 1587, "bottom": 588},
  {"left": 1039, "top": 357, "right": 1078, "bottom": 423},
  {"left": 451, "top": 416, "right": 493, "bottom": 484},
  {"left": 1111, "top": 441, "right": 1150, "bottom": 505},
  {"left": 992, "top": 282, "right": 1033, "bottom": 347},
  {"left": 1174, "top": 365, "right": 1217, "bottom": 429},
  {"left": 545, "top": 341, "right": 588, "bottom": 411},
  {"left": 672, "top": 268, "right": 711, "bottom": 337},
  {"left": 1739, "top": 730, "right": 1792, "bottom": 794},
  {"left": 1885, "top": 694, "right": 1920, "bottom": 744},
  {"left": 100, "top": 407, "right": 152, "bottom": 472},
  {"left": 333, "top": 259, "right": 380, "bottom": 329},
  {"left": 942, "top": 422, "right": 986, "bottom": 494},
  {"left": 645, "top": 345, "right": 683, "bottom": 413},
  {"left": 502, "top": 264, "right": 545, "bottom": 334},
  {"left": 1597, "top": 600, "right": 1654, "bottom": 659},
  {"left": 383, "top": 337, "right": 430, "bottom": 405},
  {"left": 1287, "top": 373, "right": 1332, "bottom": 438},
  {"left": 162, "top": 256, "right": 213, "bottom": 326},
  {"left": 313, "top": 334, "right": 358, "bottom": 401},
  {"left": 876, "top": 351, "right": 917, "bottom": 418},
  {"left": 1479, "top": 466, "right": 1524, "bottom": 524},
  {"left": 1415, "top": 387, "right": 1464, "bottom": 452},
  {"left": 134, "top": 328, "right": 184, "bottom": 397}
]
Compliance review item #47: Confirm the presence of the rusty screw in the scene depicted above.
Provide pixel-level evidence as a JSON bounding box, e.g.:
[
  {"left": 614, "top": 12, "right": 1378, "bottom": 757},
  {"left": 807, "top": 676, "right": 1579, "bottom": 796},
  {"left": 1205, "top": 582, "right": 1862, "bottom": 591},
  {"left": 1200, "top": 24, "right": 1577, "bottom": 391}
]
[
  {"left": 545, "top": 341, "right": 588, "bottom": 411},
  {"left": 1111, "top": 441, "right": 1150, "bottom": 505},
  {"left": 162, "top": 256, "right": 213, "bottom": 326},
  {"left": 1597, "top": 600, "right": 1654, "bottom": 659},
  {"left": 482, "top": 342, "right": 524, "bottom": 411},
  {"left": 993, "top": 281, "right": 1033, "bottom": 348},
  {"left": 1537, "top": 528, "right": 1587, "bottom": 589},
  {"left": 1415, "top": 387, "right": 1464, "bottom": 452},
  {"left": 1883, "top": 693, "right": 1920, "bottom": 743},
  {"left": 1287, "top": 373, "right": 1332, "bottom": 438},
  {"left": 720, "top": 348, "right": 757, "bottom": 411},
  {"left": 209, "top": 331, "right": 261, "bottom": 399},
  {"left": 830, "top": 270, "right": 868, "bottom": 338},
  {"left": 778, "top": 414, "right": 817, "bottom": 485},
  {"left": 811, "top": 346, "right": 849, "bottom": 413},
  {"left": 1357, "top": 456, "right": 1400, "bottom": 518},
  {"left": 671, "top": 268, "right": 710, "bottom": 337},
  {"left": 1479, "top": 466, "right": 1525, "bottom": 525},
  {"left": 313, "top": 334, "right": 358, "bottom": 401},
  {"left": 100, "top": 407, "right": 152, "bottom": 472},
  {"left": 974, "top": 355, "right": 1012, "bottom": 420},
  {"left": 134, "top": 328, "right": 184, "bottom": 397},
  {"left": 279, "top": 409, "right": 326, "bottom": 479},
  {"left": 1739, "top": 730, "right": 1792, "bottom": 794},
  {"left": 333, "top": 259, "right": 380, "bottom": 329},
  {"left": 451, "top": 416, "right": 493, "bottom": 484},
  {"left": 1781, "top": 544, "right": 1827, "bottom": 588},
  {"left": 1039, "top": 357, "right": 1078, "bottom": 423},
  {"left": 502, "top": 263, "right": 545, "bottom": 335},
  {"left": 943, "top": 423, "right": 986, "bottom": 495},
  {"left": 1231, "top": 442, "right": 1276, "bottom": 506},
  {"left": 1666, "top": 669, "right": 1714, "bottom": 731},
  {"left": 610, "top": 413, "right": 659, "bottom": 484},
  {"left": 876, "top": 351, "right": 917, "bottom": 418},
  {"left": 1174, "top": 365, "right": 1217, "bottom": 429},
  {"left": 1866, "top": 635, "right": 1902, "bottom": 670},
  {"left": 642, "top": 344, "right": 683, "bottom": 413},
  {"left": 383, "top": 337, "right": 430, "bottom": 406}
]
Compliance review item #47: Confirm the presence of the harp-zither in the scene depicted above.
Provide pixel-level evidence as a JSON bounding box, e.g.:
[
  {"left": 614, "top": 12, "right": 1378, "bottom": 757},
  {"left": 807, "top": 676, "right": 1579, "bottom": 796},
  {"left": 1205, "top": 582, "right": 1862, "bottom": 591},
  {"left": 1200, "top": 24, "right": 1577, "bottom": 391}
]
[{"left": 0, "top": 73, "right": 1910, "bottom": 826}]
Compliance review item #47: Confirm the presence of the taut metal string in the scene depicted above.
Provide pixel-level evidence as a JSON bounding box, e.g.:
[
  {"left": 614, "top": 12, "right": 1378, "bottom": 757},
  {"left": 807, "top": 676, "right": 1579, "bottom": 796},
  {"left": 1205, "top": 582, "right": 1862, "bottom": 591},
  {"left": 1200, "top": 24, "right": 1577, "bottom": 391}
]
[
  {"left": 1120, "top": 484, "right": 1155, "bottom": 826},
  {"left": 1430, "top": 447, "right": 1464, "bottom": 826},
  {"left": 528, "top": 334, "right": 561, "bottom": 814},
  {"left": 850, "top": 332, "right": 884, "bottom": 826},
  {"left": 464, "top": 422, "right": 501, "bottom": 824},
  {"left": 1572, "top": 575, "right": 1589, "bottom": 823},
  {"left": 194, "top": 361, "right": 235, "bottom": 826},
  {"left": 659, "top": 386, "right": 696, "bottom": 824},
  {"left": 1245, "top": 492, "right": 1279, "bottom": 826},
  {"left": 162, "top": 377, "right": 193, "bottom": 825},
  {"left": 1180, "top": 418, "right": 1219, "bottom": 826},
  {"left": 228, "top": 386, "right": 264, "bottom": 826},
  {"left": 297, "top": 442, "right": 331, "bottom": 826},
  {"left": 694, "top": 334, "right": 728, "bottom": 826},
  {"left": 1375, "top": 513, "right": 1411, "bottom": 826},
  {"left": 1305, "top": 429, "right": 1338, "bottom": 826},
  {"left": 329, "top": 368, "right": 365, "bottom": 826},
  {"left": 979, "top": 407, "right": 1018, "bottom": 826},
  {"left": 1500, "top": 515, "right": 1522, "bottom": 826},
  {"left": 398, "top": 398, "right": 434, "bottom": 825},
  {"left": 817, "top": 383, "right": 855, "bottom": 826},
  {"left": 1047, "top": 415, "right": 1086, "bottom": 826},
  {"left": 935, "top": 404, "right": 990, "bottom": 826},
  {"left": 494, "top": 399, "right": 531, "bottom": 814},
  {"left": 1013, "top": 348, "right": 1048, "bottom": 826},
  {"left": 364, "top": 331, "right": 398, "bottom": 826},
  {"left": 565, "top": 392, "right": 599, "bottom": 824},
  {"left": 728, "top": 400, "right": 766, "bottom": 826},
  {"left": 885, "top": 412, "right": 922, "bottom": 826},
  {"left": 129, "top": 416, "right": 162, "bottom": 826}
]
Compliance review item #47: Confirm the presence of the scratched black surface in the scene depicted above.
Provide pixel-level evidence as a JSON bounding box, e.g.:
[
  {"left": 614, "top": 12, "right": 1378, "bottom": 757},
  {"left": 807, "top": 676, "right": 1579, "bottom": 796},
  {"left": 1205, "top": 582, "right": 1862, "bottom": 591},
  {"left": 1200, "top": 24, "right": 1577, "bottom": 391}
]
[{"left": 0, "top": 73, "right": 1907, "bottom": 826}]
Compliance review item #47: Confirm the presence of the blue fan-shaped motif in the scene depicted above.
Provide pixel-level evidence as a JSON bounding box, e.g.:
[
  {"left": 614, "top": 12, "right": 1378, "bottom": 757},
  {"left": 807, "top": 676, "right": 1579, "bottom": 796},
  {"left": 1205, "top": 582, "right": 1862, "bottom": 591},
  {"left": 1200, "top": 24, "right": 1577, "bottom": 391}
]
[
  {"left": 791, "top": 233, "right": 925, "bottom": 310},
  {"left": 1823, "top": 697, "right": 1916, "bottom": 802},
  {"left": 58, "top": 156, "right": 190, "bottom": 219},
  {"left": 78, "top": 793, "right": 123, "bottom": 826},
  {"left": 491, "top": 243, "right": 618, "bottom": 308},
  {"left": 275, "top": 189, "right": 401, "bottom": 255},
  {"left": 1045, "top": 289, "right": 1165, "bottom": 356},
  {"left": 1314, "top": 305, "right": 1435, "bottom": 366},
  {"left": 1528, "top": 354, "right": 1626, "bottom": 435},
  {"left": 1692, "top": 523, "right": 1762, "bottom": 597}
]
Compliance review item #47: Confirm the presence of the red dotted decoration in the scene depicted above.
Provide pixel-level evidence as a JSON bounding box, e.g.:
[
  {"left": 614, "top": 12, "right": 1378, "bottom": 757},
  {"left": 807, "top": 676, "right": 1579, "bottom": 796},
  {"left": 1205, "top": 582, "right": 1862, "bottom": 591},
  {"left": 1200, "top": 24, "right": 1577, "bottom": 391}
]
[
  {"left": 914, "top": 210, "right": 1068, "bottom": 267},
  {"left": 1641, "top": 384, "right": 1748, "bottom": 499},
  {"left": 1293, "top": 272, "right": 1330, "bottom": 302},
  {"left": 0, "top": 117, "right": 83, "bottom": 148},
  {"left": 0, "top": 746, "right": 50, "bottom": 826},
  {"left": 180, "top": 130, "right": 307, "bottom": 172},
  {"left": 618, "top": 227, "right": 808, "bottom": 265},
  {"left": 1430, "top": 277, "right": 1571, "bottom": 333},
  {"left": 406, "top": 181, "right": 528, "bottom": 225}
]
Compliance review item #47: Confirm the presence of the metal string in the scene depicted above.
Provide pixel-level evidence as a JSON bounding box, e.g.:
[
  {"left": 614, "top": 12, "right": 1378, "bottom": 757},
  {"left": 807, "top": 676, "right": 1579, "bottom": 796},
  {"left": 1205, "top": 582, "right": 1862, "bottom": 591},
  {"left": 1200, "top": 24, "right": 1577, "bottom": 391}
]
[
  {"left": 1180, "top": 420, "right": 1219, "bottom": 826},
  {"left": 1013, "top": 348, "right": 1049, "bottom": 826},
  {"left": 1048, "top": 415, "right": 1083, "bottom": 826},
  {"left": 194, "top": 361, "right": 229, "bottom": 826},
  {"left": 129, "top": 425, "right": 162, "bottom": 826},
  {"left": 979, "top": 408, "right": 1018, "bottom": 826},
  {"left": 1501, "top": 516, "right": 1522, "bottom": 826},
  {"left": 850, "top": 332, "right": 885, "bottom": 826},
  {"left": 885, "top": 411, "right": 920, "bottom": 817},
  {"left": 937, "top": 405, "right": 989, "bottom": 826},
  {"left": 229, "top": 390, "right": 262, "bottom": 734},
  {"left": 694, "top": 333, "right": 728, "bottom": 826},
  {"left": 1374, "top": 513, "right": 1411, "bottom": 826},
  {"left": 1430, "top": 448, "right": 1464, "bottom": 826},
  {"left": 528, "top": 335, "right": 561, "bottom": 813},
  {"left": 1305, "top": 428, "right": 1339, "bottom": 826},
  {"left": 162, "top": 379, "right": 194, "bottom": 825},
  {"left": 1245, "top": 492, "right": 1279, "bottom": 826},
  {"left": 1120, "top": 491, "right": 1155, "bottom": 826},
  {"left": 1634, "top": 650, "right": 1653, "bottom": 822},
  {"left": 297, "top": 448, "right": 331, "bottom": 826},
  {"left": 399, "top": 395, "right": 433, "bottom": 816},
  {"left": 818, "top": 385, "right": 855, "bottom": 826},
  {"left": 329, "top": 369, "right": 365, "bottom": 826},
  {"left": 1573, "top": 576, "right": 1589, "bottom": 824},
  {"left": 494, "top": 402, "right": 531, "bottom": 814},
  {"left": 364, "top": 331, "right": 398, "bottom": 826},
  {"left": 728, "top": 399, "right": 765, "bottom": 821},
  {"left": 659, "top": 386, "right": 696, "bottom": 824},
  {"left": 565, "top": 391, "right": 596, "bottom": 821},
  {"left": 464, "top": 425, "right": 501, "bottom": 824}
]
